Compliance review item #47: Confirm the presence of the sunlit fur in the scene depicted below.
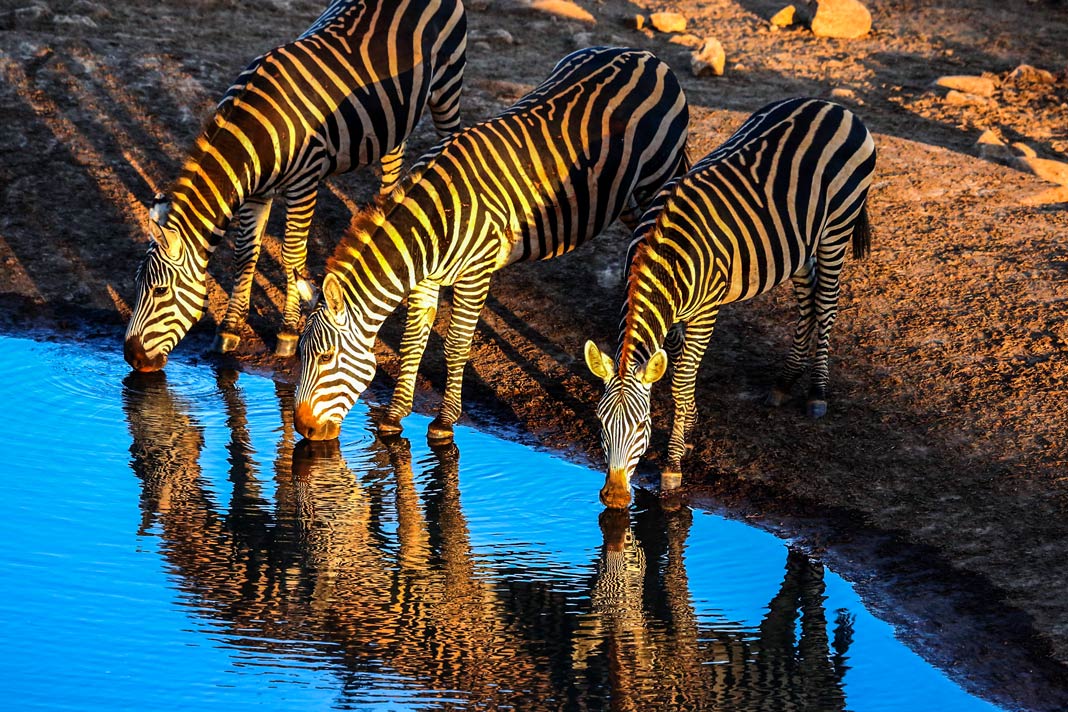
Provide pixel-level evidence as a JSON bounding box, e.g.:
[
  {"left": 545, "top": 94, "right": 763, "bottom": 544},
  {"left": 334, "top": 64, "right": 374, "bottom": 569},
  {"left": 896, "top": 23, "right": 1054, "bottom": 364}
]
[
  {"left": 591, "top": 98, "right": 877, "bottom": 506},
  {"left": 295, "top": 47, "right": 690, "bottom": 441},
  {"left": 124, "top": 0, "right": 466, "bottom": 367}
]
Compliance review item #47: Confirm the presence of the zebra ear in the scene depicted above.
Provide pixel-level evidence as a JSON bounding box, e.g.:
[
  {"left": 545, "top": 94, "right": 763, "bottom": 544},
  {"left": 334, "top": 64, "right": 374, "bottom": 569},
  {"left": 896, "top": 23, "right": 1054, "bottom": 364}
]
[
  {"left": 584, "top": 340, "right": 615, "bottom": 383},
  {"left": 149, "top": 220, "right": 183, "bottom": 262},
  {"left": 638, "top": 349, "right": 668, "bottom": 386},
  {"left": 295, "top": 271, "right": 318, "bottom": 307},
  {"left": 321, "top": 273, "right": 345, "bottom": 321}
]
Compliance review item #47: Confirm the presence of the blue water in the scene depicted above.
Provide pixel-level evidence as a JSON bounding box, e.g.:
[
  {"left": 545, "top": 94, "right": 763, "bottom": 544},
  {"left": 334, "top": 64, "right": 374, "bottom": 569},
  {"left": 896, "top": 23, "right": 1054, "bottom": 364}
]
[{"left": 0, "top": 334, "right": 1006, "bottom": 711}]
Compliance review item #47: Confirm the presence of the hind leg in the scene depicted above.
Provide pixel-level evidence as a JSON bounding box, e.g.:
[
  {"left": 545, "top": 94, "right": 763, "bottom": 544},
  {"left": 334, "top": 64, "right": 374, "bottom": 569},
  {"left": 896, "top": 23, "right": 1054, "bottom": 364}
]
[
  {"left": 806, "top": 245, "right": 848, "bottom": 418},
  {"left": 767, "top": 257, "right": 817, "bottom": 408},
  {"left": 275, "top": 184, "right": 318, "bottom": 357}
]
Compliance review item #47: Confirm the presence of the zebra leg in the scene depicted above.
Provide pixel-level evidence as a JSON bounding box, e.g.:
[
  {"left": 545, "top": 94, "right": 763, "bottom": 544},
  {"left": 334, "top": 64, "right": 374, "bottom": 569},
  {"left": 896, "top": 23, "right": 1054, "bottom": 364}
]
[
  {"left": 214, "top": 196, "right": 272, "bottom": 353},
  {"left": 275, "top": 185, "right": 318, "bottom": 357},
  {"left": 663, "top": 306, "right": 720, "bottom": 490},
  {"left": 379, "top": 280, "right": 441, "bottom": 435},
  {"left": 767, "top": 257, "right": 817, "bottom": 408},
  {"left": 664, "top": 323, "right": 686, "bottom": 373},
  {"left": 429, "top": 56, "right": 464, "bottom": 137},
  {"left": 379, "top": 141, "right": 406, "bottom": 195},
  {"left": 428, "top": 272, "right": 493, "bottom": 441},
  {"left": 807, "top": 246, "right": 848, "bottom": 419}
]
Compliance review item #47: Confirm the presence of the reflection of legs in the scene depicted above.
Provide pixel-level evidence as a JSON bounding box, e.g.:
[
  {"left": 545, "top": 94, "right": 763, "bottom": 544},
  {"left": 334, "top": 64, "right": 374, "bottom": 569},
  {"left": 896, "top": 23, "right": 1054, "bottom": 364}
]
[
  {"left": 276, "top": 185, "right": 318, "bottom": 357},
  {"left": 429, "top": 272, "right": 492, "bottom": 441},
  {"left": 807, "top": 245, "right": 847, "bottom": 418},
  {"left": 216, "top": 197, "right": 272, "bottom": 353},
  {"left": 380, "top": 280, "right": 441, "bottom": 434},
  {"left": 768, "top": 257, "right": 816, "bottom": 407},
  {"left": 663, "top": 304, "right": 719, "bottom": 488},
  {"left": 379, "top": 141, "right": 406, "bottom": 194}
]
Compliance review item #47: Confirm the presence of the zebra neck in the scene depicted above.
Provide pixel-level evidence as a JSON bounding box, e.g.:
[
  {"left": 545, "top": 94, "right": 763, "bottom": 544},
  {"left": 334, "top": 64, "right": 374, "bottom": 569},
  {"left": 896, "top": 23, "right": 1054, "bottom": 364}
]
[{"left": 618, "top": 250, "right": 679, "bottom": 370}]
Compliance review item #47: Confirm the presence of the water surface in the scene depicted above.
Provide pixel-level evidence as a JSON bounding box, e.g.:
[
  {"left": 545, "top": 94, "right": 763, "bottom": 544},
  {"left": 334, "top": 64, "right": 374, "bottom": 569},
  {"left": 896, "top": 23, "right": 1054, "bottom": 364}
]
[{"left": 0, "top": 335, "right": 1005, "bottom": 710}]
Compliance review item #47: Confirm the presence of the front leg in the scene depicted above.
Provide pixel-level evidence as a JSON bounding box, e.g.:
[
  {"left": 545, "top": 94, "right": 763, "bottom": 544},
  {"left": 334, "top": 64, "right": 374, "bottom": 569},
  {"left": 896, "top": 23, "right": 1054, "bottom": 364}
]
[
  {"left": 379, "top": 280, "right": 442, "bottom": 435},
  {"left": 214, "top": 197, "right": 272, "bottom": 353},
  {"left": 428, "top": 271, "right": 493, "bottom": 442},
  {"left": 379, "top": 141, "right": 406, "bottom": 195},
  {"left": 663, "top": 304, "right": 720, "bottom": 490},
  {"left": 276, "top": 185, "right": 318, "bottom": 357}
]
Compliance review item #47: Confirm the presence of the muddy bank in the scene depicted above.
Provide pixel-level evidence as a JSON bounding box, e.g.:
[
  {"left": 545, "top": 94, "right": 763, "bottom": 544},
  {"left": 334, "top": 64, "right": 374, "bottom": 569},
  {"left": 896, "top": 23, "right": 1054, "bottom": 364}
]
[{"left": 2, "top": 0, "right": 1068, "bottom": 708}]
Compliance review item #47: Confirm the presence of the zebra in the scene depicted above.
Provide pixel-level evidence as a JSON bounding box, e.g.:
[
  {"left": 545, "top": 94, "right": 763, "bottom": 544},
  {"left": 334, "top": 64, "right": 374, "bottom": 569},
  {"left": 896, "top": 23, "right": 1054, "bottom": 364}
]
[
  {"left": 584, "top": 98, "right": 876, "bottom": 508},
  {"left": 294, "top": 47, "right": 690, "bottom": 442},
  {"left": 123, "top": 0, "right": 467, "bottom": 372}
]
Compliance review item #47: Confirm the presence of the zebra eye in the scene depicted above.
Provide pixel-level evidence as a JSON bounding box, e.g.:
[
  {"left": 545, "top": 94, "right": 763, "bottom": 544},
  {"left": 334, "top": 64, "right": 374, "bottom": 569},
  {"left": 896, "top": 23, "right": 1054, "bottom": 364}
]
[
  {"left": 318, "top": 352, "right": 333, "bottom": 365},
  {"left": 153, "top": 286, "right": 169, "bottom": 298}
]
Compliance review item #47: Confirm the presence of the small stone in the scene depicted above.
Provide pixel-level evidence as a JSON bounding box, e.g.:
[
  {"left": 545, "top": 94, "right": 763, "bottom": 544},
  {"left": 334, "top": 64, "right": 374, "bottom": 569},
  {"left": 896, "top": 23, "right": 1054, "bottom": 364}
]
[
  {"left": 830, "top": 87, "right": 858, "bottom": 102},
  {"left": 529, "top": 0, "right": 596, "bottom": 24},
  {"left": 1006, "top": 64, "right": 1056, "bottom": 85},
  {"left": 975, "top": 131, "right": 1014, "bottom": 162},
  {"left": 471, "top": 40, "right": 491, "bottom": 52},
  {"left": 943, "top": 89, "right": 994, "bottom": 107},
  {"left": 486, "top": 28, "right": 515, "bottom": 44},
  {"left": 690, "top": 38, "right": 726, "bottom": 77},
  {"left": 623, "top": 14, "right": 645, "bottom": 30},
  {"left": 770, "top": 5, "right": 796, "bottom": 27},
  {"left": 669, "top": 33, "right": 703, "bottom": 48},
  {"left": 572, "top": 31, "right": 592, "bottom": 47},
  {"left": 649, "top": 11, "right": 687, "bottom": 33},
  {"left": 52, "top": 13, "right": 97, "bottom": 28},
  {"left": 934, "top": 75, "right": 997, "bottom": 97},
  {"left": 809, "top": 0, "right": 871, "bottom": 39},
  {"left": 1015, "top": 156, "right": 1068, "bottom": 186}
]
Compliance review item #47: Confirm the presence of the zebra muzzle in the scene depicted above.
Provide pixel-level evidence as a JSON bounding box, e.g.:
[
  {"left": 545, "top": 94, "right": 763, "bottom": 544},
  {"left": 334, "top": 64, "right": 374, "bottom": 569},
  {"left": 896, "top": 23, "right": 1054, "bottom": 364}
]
[
  {"left": 295, "top": 401, "right": 340, "bottom": 441},
  {"left": 600, "top": 468, "right": 633, "bottom": 510},
  {"left": 123, "top": 335, "right": 167, "bottom": 372}
]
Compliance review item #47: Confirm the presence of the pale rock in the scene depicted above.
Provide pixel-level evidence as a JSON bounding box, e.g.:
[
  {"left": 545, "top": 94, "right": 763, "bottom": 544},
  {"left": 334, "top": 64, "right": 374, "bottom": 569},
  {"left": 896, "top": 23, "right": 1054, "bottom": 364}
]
[
  {"left": 691, "top": 38, "right": 726, "bottom": 77},
  {"left": 1015, "top": 156, "right": 1068, "bottom": 186},
  {"left": 830, "top": 86, "right": 858, "bottom": 103},
  {"left": 669, "top": 33, "right": 704, "bottom": 48},
  {"left": 1007, "top": 64, "right": 1056, "bottom": 85},
  {"left": 808, "top": 0, "right": 871, "bottom": 39},
  {"left": 1011, "top": 142, "right": 1037, "bottom": 158},
  {"left": 53, "top": 13, "right": 96, "bottom": 28},
  {"left": 975, "top": 130, "right": 1014, "bottom": 162},
  {"left": 623, "top": 14, "right": 645, "bottom": 30},
  {"left": 529, "top": 0, "right": 596, "bottom": 24},
  {"left": 649, "top": 11, "right": 687, "bottom": 33},
  {"left": 471, "top": 40, "right": 492, "bottom": 52},
  {"left": 943, "top": 89, "right": 994, "bottom": 107},
  {"left": 572, "top": 31, "right": 593, "bottom": 47},
  {"left": 933, "top": 74, "right": 997, "bottom": 97},
  {"left": 770, "top": 5, "right": 796, "bottom": 27},
  {"left": 469, "top": 27, "right": 515, "bottom": 44}
]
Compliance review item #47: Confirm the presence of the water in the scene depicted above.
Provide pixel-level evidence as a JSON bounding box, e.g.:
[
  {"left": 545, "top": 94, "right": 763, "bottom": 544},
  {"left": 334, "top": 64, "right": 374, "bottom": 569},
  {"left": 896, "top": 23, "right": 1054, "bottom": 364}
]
[{"left": 0, "top": 334, "right": 1006, "bottom": 711}]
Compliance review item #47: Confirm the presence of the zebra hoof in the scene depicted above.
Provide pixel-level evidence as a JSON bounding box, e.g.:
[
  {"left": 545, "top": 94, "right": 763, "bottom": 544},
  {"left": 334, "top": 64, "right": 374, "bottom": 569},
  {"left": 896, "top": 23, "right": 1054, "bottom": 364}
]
[
  {"left": 213, "top": 331, "right": 241, "bottom": 354},
  {"left": 427, "top": 417, "right": 455, "bottom": 443},
  {"left": 661, "top": 469, "right": 683, "bottom": 492},
  {"left": 275, "top": 332, "right": 298, "bottom": 358},
  {"left": 765, "top": 387, "right": 790, "bottom": 408},
  {"left": 377, "top": 416, "right": 404, "bottom": 436},
  {"left": 807, "top": 399, "right": 828, "bottom": 419}
]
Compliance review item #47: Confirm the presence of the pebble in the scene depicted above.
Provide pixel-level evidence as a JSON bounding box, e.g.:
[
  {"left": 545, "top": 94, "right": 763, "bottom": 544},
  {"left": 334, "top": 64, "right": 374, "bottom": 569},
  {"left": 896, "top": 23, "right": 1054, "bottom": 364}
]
[
  {"left": 528, "top": 0, "right": 596, "bottom": 25},
  {"left": 572, "top": 31, "right": 592, "bottom": 47},
  {"left": 830, "top": 86, "right": 859, "bottom": 103},
  {"left": 623, "top": 14, "right": 645, "bottom": 30},
  {"left": 470, "top": 28, "right": 515, "bottom": 44},
  {"left": 770, "top": 5, "right": 796, "bottom": 27},
  {"left": 649, "top": 11, "right": 687, "bottom": 33},
  {"left": 934, "top": 74, "right": 997, "bottom": 97},
  {"left": 809, "top": 0, "right": 871, "bottom": 39},
  {"left": 53, "top": 13, "right": 97, "bottom": 28},
  {"left": 943, "top": 89, "right": 994, "bottom": 107},
  {"left": 690, "top": 38, "right": 725, "bottom": 77},
  {"left": 1006, "top": 64, "right": 1056, "bottom": 85},
  {"left": 669, "top": 33, "right": 704, "bottom": 49},
  {"left": 975, "top": 130, "right": 1014, "bottom": 162}
]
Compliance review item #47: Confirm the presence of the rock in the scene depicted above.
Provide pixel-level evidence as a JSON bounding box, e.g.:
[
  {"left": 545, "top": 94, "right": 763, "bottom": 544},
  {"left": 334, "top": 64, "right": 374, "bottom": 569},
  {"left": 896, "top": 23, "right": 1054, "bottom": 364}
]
[
  {"left": 943, "top": 89, "right": 994, "bottom": 107},
  {"left": 1006, "top": 64, "right": 1056, "bottom": 85},
  {"left": 830, "top": 87, "right": 859, "bottom": 103},
  {"left": 12, "top": 3, "right": 52, "bottom": 26},
  {"left": 470, "top": 28, "right": 515, "bottom": 44},
  {"left": 1015, "top": 156, "right": 1068, "bottom": 186},
  {"left": 691, "top": 38, "right": 726, "bottom": 77},
  {"left": 1011, "top": 142, "right": 1037, "bottom": 158},
  {"left": 669, "top": 33, "right": 704, "bottom": 48},
  {"left": 975, "top": 130, "right": 1014, "bottom": 162},
  {"left": 53, "top": 13, "right": 97, "bottom": 28},
  {"left": 770, "top": 5, "right": 797, "bottom": 27},
  {"left": 572, "top": 31, "right": 593, "bottom": 47},
  {"left": 649, "top": 11, "right": 687, "bottom": 33},
  {"left": 933, "top": 74, "right": 997, "bottom": 97},
  {"left": 623, "top": 14, "right": 645, "bottom": 30},
  {"left": 471, "top": 41, "right": 491, "bottom": 52},
  {"left": 528, "top": 0, "right": 595, "bottom": 25},
  {"left": 808, "top": 0, "right": 871, "bottom": 39}
]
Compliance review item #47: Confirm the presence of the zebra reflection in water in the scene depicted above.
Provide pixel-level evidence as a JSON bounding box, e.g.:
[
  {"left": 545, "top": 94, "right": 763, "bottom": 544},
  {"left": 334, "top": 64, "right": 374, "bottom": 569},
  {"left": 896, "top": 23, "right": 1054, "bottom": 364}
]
[{"left": 123, "top": 375, "right": 852, "bottom": 709}]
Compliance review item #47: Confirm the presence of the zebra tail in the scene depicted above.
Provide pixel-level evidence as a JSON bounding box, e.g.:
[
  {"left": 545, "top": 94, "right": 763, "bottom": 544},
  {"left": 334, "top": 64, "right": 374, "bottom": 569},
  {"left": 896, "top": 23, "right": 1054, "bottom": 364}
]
[{"left": 851, "top": 204, "right": 872, "bottom": 260}]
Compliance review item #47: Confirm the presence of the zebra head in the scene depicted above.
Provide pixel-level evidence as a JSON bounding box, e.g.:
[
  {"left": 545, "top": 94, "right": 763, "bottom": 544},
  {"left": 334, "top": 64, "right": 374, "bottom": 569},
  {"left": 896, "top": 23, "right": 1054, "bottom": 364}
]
[
  {"left": 295, "top": 273, "right": 377, "bottom": 441},
  {"left": 124, "top": 197, "right": 208, "bottom": 372},
  {"left": 584, "top": 340, "right": 668, "bottom": 509}
]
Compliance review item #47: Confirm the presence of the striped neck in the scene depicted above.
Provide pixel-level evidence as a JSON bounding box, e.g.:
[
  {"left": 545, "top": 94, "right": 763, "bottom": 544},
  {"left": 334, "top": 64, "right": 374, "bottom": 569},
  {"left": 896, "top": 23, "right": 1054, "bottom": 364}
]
[
  {"left": 619, "top": 237, "right": 679, "bottom": 372},
  {"left": 327, "top": 187, "right": 442, "bottom": 336}
]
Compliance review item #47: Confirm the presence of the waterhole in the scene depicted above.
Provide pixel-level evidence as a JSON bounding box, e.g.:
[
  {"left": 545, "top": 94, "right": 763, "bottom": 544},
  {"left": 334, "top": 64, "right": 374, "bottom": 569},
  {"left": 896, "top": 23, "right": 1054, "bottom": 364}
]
[{"left": 0, "top": 335, "right": 1005, "bottom": 710}]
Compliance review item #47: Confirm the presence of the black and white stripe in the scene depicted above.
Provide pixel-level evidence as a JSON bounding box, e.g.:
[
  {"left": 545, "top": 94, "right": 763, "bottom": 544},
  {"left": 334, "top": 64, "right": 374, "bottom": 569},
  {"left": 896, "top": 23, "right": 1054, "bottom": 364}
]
[
  {"left": 585, "top": 98, "right": 876, "bottom": 507},
  {"left": 124, "top": 0, "right": 467, "bottom": 371},
  {"left": 294, "top": 47, "right": 690, "bottom": 441}
]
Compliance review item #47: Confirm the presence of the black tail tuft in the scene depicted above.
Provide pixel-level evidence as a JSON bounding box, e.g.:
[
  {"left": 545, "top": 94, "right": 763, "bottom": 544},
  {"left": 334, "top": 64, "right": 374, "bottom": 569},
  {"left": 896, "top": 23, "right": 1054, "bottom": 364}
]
[{"left": 852, "top": 204, "right": 871, "bottom": 260}]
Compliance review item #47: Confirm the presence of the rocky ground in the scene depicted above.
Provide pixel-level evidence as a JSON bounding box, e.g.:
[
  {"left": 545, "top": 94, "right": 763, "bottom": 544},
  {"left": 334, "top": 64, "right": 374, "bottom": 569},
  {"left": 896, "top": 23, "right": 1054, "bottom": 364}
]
[{"left": 2, "top": 0, "right": 1068, "bottom": 708}]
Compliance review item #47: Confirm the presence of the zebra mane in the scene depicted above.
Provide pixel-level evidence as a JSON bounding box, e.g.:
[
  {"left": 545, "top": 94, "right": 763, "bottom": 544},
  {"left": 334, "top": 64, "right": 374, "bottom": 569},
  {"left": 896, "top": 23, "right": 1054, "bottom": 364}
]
[{"left": 619, "top": 221, "right": 675, "bottom": 375}]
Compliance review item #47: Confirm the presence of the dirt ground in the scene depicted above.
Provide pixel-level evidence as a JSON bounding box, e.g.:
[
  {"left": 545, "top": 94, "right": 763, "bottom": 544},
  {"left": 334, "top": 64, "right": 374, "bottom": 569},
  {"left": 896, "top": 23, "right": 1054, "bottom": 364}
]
[{"left": 2, "top": 0, "right": 1068, "bottom": 707}]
